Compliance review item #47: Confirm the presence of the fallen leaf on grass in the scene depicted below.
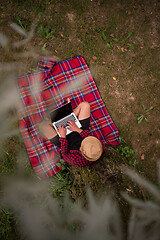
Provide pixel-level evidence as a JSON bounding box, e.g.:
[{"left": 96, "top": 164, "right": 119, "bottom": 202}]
[
  {"left": 121, "top": 47, "right": 127, "bottom": 52},
  {"left": 42, "top": 42, "right": 47, "bottom": 50},
  {"left": 141, "top": 154, "right": 145, "bottom": 160},
  {"left": 92, "top": 56, "right": 97, "bottom": 60},
  {"left": 126, "top": 188, "right": 132, "bottom": 192},
  {"left": 121, "top": 47, "right": 125, "bottom": 52}
]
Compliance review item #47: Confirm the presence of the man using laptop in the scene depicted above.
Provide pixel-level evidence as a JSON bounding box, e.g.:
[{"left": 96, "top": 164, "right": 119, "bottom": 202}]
[{"left": 39, "top": 101, "right": 104, "bottom": 166}]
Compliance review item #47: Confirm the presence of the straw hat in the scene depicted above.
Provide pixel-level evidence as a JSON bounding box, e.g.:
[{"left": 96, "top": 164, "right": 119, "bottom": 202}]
[{"left": 80, "top": 136, "right": 103, "bottom": 161}]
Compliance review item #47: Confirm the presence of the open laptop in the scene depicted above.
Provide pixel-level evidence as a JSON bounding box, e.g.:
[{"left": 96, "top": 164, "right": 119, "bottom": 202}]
[{"left": 50, "top": 102, "right": 82, "bottom": 137}]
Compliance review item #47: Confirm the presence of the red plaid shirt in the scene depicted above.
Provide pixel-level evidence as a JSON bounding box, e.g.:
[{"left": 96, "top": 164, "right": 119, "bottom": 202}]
[{"left": 59, "top": 130, "right": 105, "bottom": 167}]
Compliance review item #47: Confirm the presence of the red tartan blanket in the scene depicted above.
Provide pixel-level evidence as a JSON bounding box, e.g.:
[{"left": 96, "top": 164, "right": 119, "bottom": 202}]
[{"left": 17, "top": 56, "right": 120, "bottom": 179}]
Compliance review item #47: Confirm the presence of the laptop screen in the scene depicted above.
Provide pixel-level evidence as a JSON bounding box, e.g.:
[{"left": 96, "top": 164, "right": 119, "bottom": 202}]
[{"left": 50, "top": 102, "right": 73, "bottom": 122}]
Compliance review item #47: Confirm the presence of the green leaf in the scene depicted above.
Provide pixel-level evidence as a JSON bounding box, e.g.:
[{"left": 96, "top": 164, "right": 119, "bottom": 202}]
[
  {"left": 133, "top": 160, "right": 137, "bottom": 167},
  {"left": 146, "top": 106, "right": 154, "bottom": 112},
  {"left": 60, "top": 159, "right": 65, "bottom": 164},
  {"left": 112, "top": 37, "right": 118, "bottom": 42},
  {"left": 138, "top": 116, "right": 144, "bottom": 124},
  {"left": 107, "top": 42, "right": 112, "bottom": 48},
  {"left": 145, "top": 117, "right": 149, "bottom": 122},
  {"left": 142, "top": 104, "right": 145, "bottom": 110},
  {"left": 127, "top": 43, "right": 135, "bottom": 49},
  {"left": 62, "top": 165, "right": 65, "bottom": 171},
  {"left": 42, "top": 42, "right": 47, "bottom": 50},
  {"left": 127, "top": 32, "right": 133, "bottom": 39},
  {"left": 137, "top": 115, "right": 143, "bottom": 120},
  {"left": 56, "top": 163, "right": 61, "bottom": 168},
  {"left": 122, "top": 32, "right": 132, "bottom": 42},
  {"left": 102, "top": 30, "right": 107, "bottom": 41}
]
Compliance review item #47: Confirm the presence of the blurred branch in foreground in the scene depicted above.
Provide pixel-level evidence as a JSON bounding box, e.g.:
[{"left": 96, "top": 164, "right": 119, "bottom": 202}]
[
  {"left": 121, "top": 162, "right": 160, "bottom": 240},
  {"left": 0, "top": 22, "right": 38, "bottom": 145},
  {"left": 0, "top": 163, "right": 160, "bottom": 240}
]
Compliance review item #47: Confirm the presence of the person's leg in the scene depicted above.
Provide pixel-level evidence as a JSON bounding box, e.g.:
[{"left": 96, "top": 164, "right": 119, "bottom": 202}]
[
  {"left": 38, "top": 120, "right": 57, "bottom": 139},
  {"left": 73, "top": 101, "right": 90, "bottom": 120}
]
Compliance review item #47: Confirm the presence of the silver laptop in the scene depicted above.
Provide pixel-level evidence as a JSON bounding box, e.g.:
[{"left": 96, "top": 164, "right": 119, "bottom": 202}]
[{"left": 50, "top": 102, "right": 82, "bottom": 137}]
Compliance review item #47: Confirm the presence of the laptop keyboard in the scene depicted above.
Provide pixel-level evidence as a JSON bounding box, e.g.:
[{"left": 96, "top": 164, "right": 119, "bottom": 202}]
[{"left": 55, "top": 114, "right": 77, "bottom": 128}]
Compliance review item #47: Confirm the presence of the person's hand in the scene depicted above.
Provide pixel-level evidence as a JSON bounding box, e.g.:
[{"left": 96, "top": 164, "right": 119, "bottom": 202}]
[
  {"left": 67, "top": 120, "right": 82, "bottom": 133},
  {"left": 57, "top": 125, "right": 66, "bottom": 138}
]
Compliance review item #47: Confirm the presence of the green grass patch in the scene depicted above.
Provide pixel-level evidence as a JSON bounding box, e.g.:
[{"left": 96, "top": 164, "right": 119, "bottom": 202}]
[
  {"left": 49, "top": 166, "right": 73, "bottom": 198},
  {"left": 0, "top": 209, "right": 19, "bottom": 240},
  {"left": 117, "top": 138, "right": 137, "bottom": 167}
]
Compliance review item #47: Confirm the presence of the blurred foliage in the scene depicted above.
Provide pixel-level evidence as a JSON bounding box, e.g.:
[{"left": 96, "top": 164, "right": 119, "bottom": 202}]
[{"left": 0, "top": 165, "right": 160, "bottom": 240}]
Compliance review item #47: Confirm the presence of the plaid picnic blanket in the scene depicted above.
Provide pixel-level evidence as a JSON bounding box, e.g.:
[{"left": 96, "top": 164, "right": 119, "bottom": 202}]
[{"left": 17, "top": 56, "right": 120, "bottom": 179}]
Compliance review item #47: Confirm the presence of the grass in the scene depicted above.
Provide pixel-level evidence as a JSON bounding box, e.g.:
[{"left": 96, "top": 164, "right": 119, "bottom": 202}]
[
  {"left": 101, "top": 30, "right": 135, "bottom": 51},
  {"left": 117, "top": 138, "right": 137, "bottom": 167},
  {"left": 135, "top": 104, "right": 154, "bottom": 124},
  {"left": 0, "top": 209, "right": 19, "bottom": 240},
  {"left": 49, "top": 166, "right": 72, "bottom": 198},
  {"left": 0, "top": 0, "right": 159, "bottom": 238},
  {"left": 0, "top": 137, "right": 20, "bottom": 174},
  {"left": 15, "top": 17, "right": 31, "bottom": 30},
  {"left": 37, "top": 25, "right": 55, "bottom": 40}
]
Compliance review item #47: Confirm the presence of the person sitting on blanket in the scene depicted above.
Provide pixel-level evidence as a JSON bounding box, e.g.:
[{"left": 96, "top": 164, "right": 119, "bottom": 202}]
[{"left": 40, "top": 101, "right": 105, "bottom": 167}]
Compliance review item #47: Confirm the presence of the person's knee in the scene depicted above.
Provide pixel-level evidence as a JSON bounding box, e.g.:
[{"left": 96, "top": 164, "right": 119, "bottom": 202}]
[
  {"left": 80, "top": 101, "right": 90, "bottom": 110},
  {"left": 75, "top": 101, "right": 90, "bottom": 119}
]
